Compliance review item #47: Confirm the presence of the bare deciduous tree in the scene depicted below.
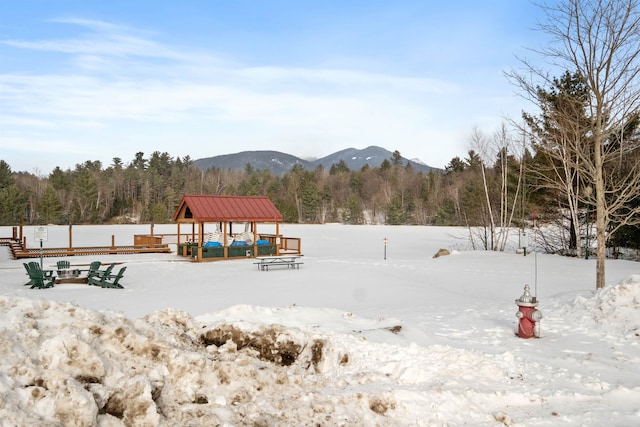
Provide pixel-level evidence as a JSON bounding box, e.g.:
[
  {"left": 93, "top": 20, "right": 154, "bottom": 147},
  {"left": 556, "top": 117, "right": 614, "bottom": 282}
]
[
  {"left": 510, "top": 0, "right": 640, "bottom": 289},
  {"left": 468, "top": 125, "right": 525, "bottom": 251}
]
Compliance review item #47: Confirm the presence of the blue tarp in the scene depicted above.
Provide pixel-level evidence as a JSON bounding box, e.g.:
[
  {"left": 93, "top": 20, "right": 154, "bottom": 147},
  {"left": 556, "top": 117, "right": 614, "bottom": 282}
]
[{"left": 205, "top": 240, "right": 271, "bottom": 247}]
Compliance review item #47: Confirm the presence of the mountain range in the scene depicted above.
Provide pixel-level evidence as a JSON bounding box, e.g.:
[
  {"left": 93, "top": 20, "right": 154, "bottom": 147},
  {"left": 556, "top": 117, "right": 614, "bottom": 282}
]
[{"left": 193, "top": 146, "right": 439, "bottom": 175}]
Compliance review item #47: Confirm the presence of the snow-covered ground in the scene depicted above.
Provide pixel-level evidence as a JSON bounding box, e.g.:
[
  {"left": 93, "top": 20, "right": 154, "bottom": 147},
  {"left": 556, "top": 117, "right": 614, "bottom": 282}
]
[{"left": 0, "top": 224, "right": 638, "bottom": 426}]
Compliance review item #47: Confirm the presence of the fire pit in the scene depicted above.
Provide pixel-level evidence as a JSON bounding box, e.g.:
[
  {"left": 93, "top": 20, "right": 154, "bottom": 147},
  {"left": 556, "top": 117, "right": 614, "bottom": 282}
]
[{"left": 57, "top": 269, "right": 80, "bottom": 279}]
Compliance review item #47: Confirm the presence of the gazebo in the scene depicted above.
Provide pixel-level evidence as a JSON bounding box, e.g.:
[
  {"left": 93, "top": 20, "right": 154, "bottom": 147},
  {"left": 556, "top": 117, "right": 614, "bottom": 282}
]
[{"left": 172, "top": 194, "right": 296, "bottom": 262}]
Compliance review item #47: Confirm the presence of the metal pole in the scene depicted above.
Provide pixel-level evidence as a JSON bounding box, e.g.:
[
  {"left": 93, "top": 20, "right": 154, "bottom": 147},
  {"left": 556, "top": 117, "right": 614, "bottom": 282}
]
[
  {"left": 585, "top": 209, "right": 590, "bottom": 260},
  {"left": 533, "top": 212, "right": 538, "bottom": 303},
  {"left": 383, "top": 238, "right": 387, "bottom": 260},
  {"left": 534, "top": 249, "right": 538, "bottom": 303}
]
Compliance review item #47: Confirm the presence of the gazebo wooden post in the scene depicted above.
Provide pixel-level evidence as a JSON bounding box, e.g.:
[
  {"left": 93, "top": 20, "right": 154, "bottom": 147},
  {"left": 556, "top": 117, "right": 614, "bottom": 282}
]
[
  {"left": 197, "top": 221, "right": 204, "bottom": 262},
  {"left": 223, "top": 222, "right": 228, "bottom": 259},
  {"left": 177, "top": 222, "right": 184, "bottom": 256},
  {"left": 252, "top": 221, "right": 258, "bottom": 257},
  {"left": 276, "top": 223, "right": 280, "bottom": 256}
]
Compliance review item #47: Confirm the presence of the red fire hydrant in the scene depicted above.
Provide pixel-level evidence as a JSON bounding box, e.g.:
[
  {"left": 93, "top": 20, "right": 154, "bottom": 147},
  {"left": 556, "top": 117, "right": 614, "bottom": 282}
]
[{"left": 515, "top": 284, "right": 542, "bottom": 338}]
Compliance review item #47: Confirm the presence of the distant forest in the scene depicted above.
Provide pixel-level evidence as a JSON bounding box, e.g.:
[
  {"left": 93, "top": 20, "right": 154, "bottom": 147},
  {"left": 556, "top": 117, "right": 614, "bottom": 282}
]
[
  {"left": 4, "top": 148, "right": 522, "bottom": 228},
  {"left": 1, "top": 132, "right": 639, "bottom": 256}
]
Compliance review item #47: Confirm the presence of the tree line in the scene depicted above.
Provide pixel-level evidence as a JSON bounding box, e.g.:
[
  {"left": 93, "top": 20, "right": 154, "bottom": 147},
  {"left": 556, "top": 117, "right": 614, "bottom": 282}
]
[
  {"left": 1, "top": 121, "right": 638, "bottom": 255},
  {"left": 0, "top": 146, "right": 527, "bottom": 228}
]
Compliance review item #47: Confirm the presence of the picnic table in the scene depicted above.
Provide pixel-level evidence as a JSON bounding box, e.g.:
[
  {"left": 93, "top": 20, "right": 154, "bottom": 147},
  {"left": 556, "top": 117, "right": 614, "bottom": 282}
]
[{"left": 254, "top": 255, "right": 303, "bottom": 271}]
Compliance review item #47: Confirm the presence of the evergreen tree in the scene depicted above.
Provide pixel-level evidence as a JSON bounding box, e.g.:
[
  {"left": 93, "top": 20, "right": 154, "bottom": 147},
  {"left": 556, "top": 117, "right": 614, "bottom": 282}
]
[
  {"left": 301, "top": 179, "right": 320, "bottom": 222},
  {"left": 0, "top": 160, "right": 13, "bottom": 189},
  {"left": 343, "top": 195, "right": 364, "bottom": 224},
  {"left": 38, "top": 186, "right": 63, "bottom": 224},
  {"left": 391, "top": 150, "right": 403, "bottom": 166},
  {"left": 445, "top": 157, "right": 466, "bottom": 174},
  {"left": 329, "top": 159, "right": 350, "bottom": 174},
  {"left": 0, "top": 185, "right": 27, "bottom": 225},
  {"left": 385, "top": 195, "right": 405, "bottom": 225},
  {"left": 0, "top": 161, "right": 27, "bottom": 225}
]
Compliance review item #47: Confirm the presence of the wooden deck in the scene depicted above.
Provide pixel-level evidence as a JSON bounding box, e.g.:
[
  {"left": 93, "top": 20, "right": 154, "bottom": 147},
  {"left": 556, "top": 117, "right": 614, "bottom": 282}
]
[{"left": 1, "top": 238, "right": 170, "bottom": 259}]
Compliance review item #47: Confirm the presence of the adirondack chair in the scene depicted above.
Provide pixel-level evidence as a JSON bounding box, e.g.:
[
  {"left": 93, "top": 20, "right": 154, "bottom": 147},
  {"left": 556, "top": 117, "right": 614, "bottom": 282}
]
[
  {"left": 57, "top": 260, "right": 71, "bottom": 269},
  {"left": 87, "top": 263, "right": 115, "bottom": 287},
  {"left": 89, "top": 265, "right": 126, "bottom": 288},
  {"left": 24, "top": 261, "right": 54, "bottom": 285},
  {"left": 101, "top": 266, "right": 126, "bottom": 289},
  {"left": 25, "top": 262, "right": 55, "bottom": 289},
  {"left": 86, "top": 261, "right": 103, "bottom": 280},
  {"left": 23, "top": 263, "right": 34, "bottom": 286},
  {"left": 28, "top": 261, "right": 54, "bottom": 278}
]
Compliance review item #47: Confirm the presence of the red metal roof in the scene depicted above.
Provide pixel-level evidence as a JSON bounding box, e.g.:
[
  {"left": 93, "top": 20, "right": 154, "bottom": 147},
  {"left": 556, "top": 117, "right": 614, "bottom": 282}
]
[{"left": 172, "top": 195, "right": 283, "bottom": 222}]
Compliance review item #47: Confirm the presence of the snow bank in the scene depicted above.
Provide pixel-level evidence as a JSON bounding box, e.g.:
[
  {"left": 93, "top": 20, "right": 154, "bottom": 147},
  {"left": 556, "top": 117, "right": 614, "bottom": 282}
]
[
  {"left": 567, "top": 275, "right": 640, "bottom": 341},
  {"left": 0, "top": 295, "right": 532, "bottom": 426}
]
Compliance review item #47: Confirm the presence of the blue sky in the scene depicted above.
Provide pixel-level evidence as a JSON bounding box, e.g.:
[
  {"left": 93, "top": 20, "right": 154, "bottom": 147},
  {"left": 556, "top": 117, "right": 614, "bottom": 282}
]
[{"left": 0, "top": 0, "right": 547, "bottom": 174}]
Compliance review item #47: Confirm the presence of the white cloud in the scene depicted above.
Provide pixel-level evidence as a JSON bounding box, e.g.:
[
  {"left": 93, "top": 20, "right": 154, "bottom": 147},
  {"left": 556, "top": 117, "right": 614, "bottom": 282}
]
[{"left": 0, "top": 18, "right": 514, "bottom": 172}]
